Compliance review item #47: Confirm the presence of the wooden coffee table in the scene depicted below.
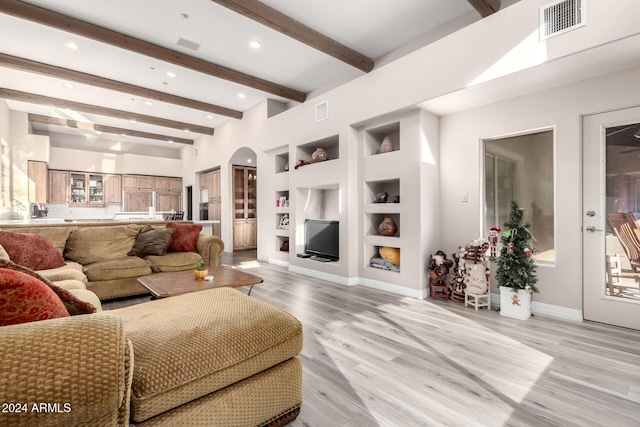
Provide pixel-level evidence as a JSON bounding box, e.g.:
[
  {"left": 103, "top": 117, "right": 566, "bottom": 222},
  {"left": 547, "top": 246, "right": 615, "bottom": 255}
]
[{"left": 137, "top": 266, "right": 263, "bottom": 298}]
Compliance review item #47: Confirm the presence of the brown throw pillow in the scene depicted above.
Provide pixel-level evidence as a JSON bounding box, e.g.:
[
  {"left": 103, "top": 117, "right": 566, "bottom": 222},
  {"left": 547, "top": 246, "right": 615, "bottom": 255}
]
[
  {"left": 0, "top": 231, "right": 66, "bottom": 271},
  {"left": 129, "top": 226, "right": 175, "bottom": 257},
  {"left": 0, "top": 260, "right": 96, "bottom": 316},
  {"left": 166, "top": 222, "right": 202, "bottom": 252}
]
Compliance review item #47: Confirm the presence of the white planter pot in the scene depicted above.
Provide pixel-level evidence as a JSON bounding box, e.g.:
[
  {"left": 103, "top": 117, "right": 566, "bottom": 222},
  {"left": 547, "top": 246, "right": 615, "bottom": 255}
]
[{"left": 499, "top": 286, "right": 532, "bottom": 320}]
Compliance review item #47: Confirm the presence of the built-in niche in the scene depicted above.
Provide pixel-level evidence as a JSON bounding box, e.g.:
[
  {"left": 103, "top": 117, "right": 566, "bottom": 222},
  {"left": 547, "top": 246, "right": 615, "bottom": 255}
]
[{"left": 365, "top": 121, "right": 400, "bottom": 156}]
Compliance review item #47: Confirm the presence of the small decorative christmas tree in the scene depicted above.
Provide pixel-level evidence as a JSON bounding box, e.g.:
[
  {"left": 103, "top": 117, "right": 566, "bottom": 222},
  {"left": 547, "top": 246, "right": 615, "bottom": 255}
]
[{"left": 495, "top": 201, "right": 539, "bottom": 293}]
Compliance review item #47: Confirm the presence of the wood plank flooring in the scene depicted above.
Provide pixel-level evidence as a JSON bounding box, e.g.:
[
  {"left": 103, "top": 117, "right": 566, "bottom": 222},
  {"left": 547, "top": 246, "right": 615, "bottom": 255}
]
[{"left": 103, "top": 251, "right": 640, "bottom": 427}]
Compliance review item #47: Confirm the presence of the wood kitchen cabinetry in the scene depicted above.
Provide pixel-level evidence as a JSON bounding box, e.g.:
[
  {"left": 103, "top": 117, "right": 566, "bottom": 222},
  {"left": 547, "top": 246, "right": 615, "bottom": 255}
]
[
  {"left": 123, "top": 191, "right": 154, "bottom": 212},
  {"left": 156, "top": 191, "right": 181, "bottom": 212},
  {"left": 232, "top": 166, "right": 257, "bottom": 250},
  {"left": 48, "top": 170, "right": 69, "bottom": 204},
  {"left": 28, "top": 161, "right": 48, "bottom": 203}
]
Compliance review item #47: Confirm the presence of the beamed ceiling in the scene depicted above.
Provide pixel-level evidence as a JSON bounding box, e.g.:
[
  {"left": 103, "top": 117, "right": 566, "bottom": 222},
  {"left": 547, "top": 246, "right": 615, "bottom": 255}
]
[{"left": 0, "top": 0, "right": 504, "bottom": 152}]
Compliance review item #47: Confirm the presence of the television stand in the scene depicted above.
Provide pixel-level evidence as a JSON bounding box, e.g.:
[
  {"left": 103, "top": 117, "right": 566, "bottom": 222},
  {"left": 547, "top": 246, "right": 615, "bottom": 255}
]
[{"left": 310, "top": 255, "right": 332, "bottom": 262}]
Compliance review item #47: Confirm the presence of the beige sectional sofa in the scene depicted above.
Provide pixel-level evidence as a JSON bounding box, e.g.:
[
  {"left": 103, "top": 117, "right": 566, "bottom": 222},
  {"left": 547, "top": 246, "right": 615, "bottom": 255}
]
[
  {"left": 0, "top": 221, "right": 304, "bottom": 426},
  {"left": 0, "top": 288, "right": 304, "bottom": 426},
  {"left": 0, "top": 221, "right": 224, "bottom": 300}
]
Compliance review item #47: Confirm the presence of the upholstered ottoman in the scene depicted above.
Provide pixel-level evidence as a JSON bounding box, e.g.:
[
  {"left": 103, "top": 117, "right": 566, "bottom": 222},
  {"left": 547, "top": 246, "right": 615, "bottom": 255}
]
[{"left": 111, "top": 287, "right": 303, "bottom": 426}]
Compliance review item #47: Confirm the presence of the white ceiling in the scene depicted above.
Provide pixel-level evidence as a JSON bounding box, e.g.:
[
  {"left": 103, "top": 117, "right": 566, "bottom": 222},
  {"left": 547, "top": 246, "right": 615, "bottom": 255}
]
[{"left": 0, "top": 0, "right": 487, "bottom": 152}]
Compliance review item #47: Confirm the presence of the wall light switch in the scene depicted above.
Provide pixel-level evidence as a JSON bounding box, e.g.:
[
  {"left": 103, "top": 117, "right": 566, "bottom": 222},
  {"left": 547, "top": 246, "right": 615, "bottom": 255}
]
[{"left": 462, "top": 192, "right": 469, "bottom": 202}]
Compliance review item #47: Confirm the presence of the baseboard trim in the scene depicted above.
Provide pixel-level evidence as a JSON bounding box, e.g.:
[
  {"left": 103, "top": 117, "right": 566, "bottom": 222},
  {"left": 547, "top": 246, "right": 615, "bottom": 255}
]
[
  {"left": 289, "top": 265, "right": 356, "bottom": 286},
  {"left": 268, "top": 258, "right": 290, "bottom": 268},
  {"left": 357, "top": 277, "right": 427, "bottom": 299},
  {"left": 491, "top": 293, "right": 583, "bottom": 322}
]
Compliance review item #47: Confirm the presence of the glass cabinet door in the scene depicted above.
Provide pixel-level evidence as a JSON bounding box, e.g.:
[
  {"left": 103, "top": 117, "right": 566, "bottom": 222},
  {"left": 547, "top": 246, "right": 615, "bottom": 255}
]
[
  {"left": 70, "top": 173, "right": 86, "bottom": 204},
  {"left": 88, "top": 174, "right": 104, "bottom": 205}
]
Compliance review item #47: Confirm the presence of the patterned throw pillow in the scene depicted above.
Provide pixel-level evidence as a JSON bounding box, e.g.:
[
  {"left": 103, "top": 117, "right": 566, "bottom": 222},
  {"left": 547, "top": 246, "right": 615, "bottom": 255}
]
[
  {"left": 129, "top": 226, "right": 175, "bottom": 257},
  {"left": 165, "top": 222, "right": 202, "bottom": 252},
  {"left": 0, "top": 267, "right": 70, "bottom": 326},
  {"left": 0, "top": 231, "right": 66, "bottom": 271},
  {"left": 0, "top": 260, "right": 96, "bottom": 316}
]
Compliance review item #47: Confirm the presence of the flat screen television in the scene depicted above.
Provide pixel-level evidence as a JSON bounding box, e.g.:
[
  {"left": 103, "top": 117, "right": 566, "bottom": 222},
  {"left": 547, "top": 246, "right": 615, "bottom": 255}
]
[{"left": 304, "top": 219, "right": 339, "bottom": 261}]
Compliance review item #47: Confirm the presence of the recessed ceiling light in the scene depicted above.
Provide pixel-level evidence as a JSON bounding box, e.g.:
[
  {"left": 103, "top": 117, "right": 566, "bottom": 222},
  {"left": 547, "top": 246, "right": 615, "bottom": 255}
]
[
  {"left": 144, "top": 101, "right": 153, "bottom": 106},
  {"left": 238, "top": 93, "right": 246, "bottom": 99},
  {"left": 206, "top": 115, "right": 213, "bottom": 119},
  {"left": 64, "top": 42, "right": 79, "bottom": 50},
  {"left": 63, "top": 83, "right": 74, "bottom": 89},
  {"left": 166, "top": 71, "right": 177, "bottom": 78},
  {"left": 168, "top": 140, "right": 174, "bottom": 144},
  {"left": 247, "top": 158, "right": 252, "bottom": 163},
  {"left": 249, "top": 41, "right": 261, "bottom": 49},
  {"left": 184, "top": 129, "right": 190, "bottom": 133},
  {"left": 130, "top": 119, "right": 137, "bottom": 123}
]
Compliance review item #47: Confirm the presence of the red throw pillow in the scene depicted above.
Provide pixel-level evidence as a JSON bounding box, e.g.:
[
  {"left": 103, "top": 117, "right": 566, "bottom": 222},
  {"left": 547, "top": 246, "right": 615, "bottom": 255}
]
[
  {"left": 0, "top": 231, "right": 66, "bottom": 271},
  {"left": 165, "top": 222, "right": 202, "bottom": 252},
  {"left": 0, "top": 268, "right": 70, "bottom": 326},
  {"left": 0, "top": 260, "right": 96, "bottom": 315}
]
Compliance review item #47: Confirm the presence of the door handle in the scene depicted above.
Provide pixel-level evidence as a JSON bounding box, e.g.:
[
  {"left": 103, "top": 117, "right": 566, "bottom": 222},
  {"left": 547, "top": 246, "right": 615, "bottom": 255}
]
[
  {"left": 586, "top": 210, "right": 596, "bottom": 217},
  {"left": 586, "top": 226, "right": 603, "bottom": 232}
]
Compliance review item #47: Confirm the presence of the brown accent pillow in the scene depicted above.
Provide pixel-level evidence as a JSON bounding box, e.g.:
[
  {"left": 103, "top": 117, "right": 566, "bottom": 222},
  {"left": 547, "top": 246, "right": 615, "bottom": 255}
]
[
  {"left": 0, "top": 260, "right": 97, "bottom": 316},
  {"left": 0, "top": 231, "right": 66, "bottom": 271},
  {"left": 129, "top": 226, "right": 175, "bottom": 257},
  {"left": 166, "top": 222, "right": 202, "bottom": 252},
  {"left": 0, "top": 267, "right": 70, "bottom": 326}
]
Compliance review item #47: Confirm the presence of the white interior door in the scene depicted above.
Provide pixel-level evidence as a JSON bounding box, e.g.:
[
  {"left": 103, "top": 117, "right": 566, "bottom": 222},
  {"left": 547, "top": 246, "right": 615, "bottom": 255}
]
[{"left": 583, "top": 108, "right": 640, "bottom": 330}]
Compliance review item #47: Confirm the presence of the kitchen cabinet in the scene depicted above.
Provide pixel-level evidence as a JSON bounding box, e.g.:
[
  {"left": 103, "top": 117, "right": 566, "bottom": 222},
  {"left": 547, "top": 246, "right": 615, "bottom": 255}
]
[
  {"left": 69, "top": 173, "right": 105, "bottom": 206},
  {"left": 48, "top": 170, "right": 69, "bottom": 204},
  {"left": 123, "top": 190, "right": 153, "bottom": 212},
  {"left": 169, "top": 177, "right": 182, "bottom": 192},
  {"left": 104, "top": 174, "right": 122, "bottom": 205},
  {"left": 156, "top": 191, "right": 181, "bottom": 212},
  {"left": 154, "top": 176, "right": 169, "bottom": 191},
  {"left": 28, "top": 161, "right": 47, "bottom": 203},
  {"left": 208, "top": 198, "right": 221, "bottom": 237},
  {"left": 233, "top": 220, "right": 257, "bottom": 250},
  {"left": 232, "top": 165, "right": 257, "bottom": 250}
]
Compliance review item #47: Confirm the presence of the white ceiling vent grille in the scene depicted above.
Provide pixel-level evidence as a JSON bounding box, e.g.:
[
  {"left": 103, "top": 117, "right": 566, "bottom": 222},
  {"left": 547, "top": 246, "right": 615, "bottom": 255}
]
[
  {"left": 540, "top": 0, "right": 586, "bottom": 40},
  {"left": 176, "top": 37, "right": 201, "bottom": 51}
]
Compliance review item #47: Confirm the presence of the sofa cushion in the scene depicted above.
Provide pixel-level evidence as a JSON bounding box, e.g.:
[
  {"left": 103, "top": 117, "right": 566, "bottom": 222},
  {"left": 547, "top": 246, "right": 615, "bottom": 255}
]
[
  {"left": 0, "top": 243, "right": 9, "bottom": 261},
  {"left": 65, "top": 225, "right": 140, "bottom": 265},
  {"left": 84, "top": 256, "right": 152, "bottom": 282},
  {"left": 67, "top": 288, "right": 103, "bottom": 313},
  {"left": 0, "top": 231, "right": 67, "bottom": 270},
  {"left": 144, "top": 252, "right": 203, "bottom": 273},
  {"left": 113, "top": 288, "right": 304, "bottom": 422},
  {"left": 129, "top": 225, "right": 175, "bottom": 257},
  {"left": 166, "top": 222, "right": 202, "bottom": 252},
  {"left": 37, "top": 262, "right": 88, "bottom": 284},
  {"left": 0, "top": 267, "right": 70, "bottom": 326},
  {"left": 0, "top": 226, "right": 76, "bottom": 255},
  {"left": 0, "top": 260, "right": 96, "bottom": 316}
]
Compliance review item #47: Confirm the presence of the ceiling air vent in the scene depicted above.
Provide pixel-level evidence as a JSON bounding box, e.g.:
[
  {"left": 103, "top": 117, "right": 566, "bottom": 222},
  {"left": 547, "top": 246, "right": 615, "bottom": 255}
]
[
  {"left": 540, "top": 0, "right": 585, "bottom": 40},
  {"left": 176, "top": 37, "right": 201, "bottom": 51}
]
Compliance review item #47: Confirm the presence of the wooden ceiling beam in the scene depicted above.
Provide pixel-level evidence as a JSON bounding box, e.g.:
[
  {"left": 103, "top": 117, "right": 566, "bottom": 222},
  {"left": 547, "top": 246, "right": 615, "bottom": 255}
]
[
  {"left": 467, "top": 0, "right": 501, "bottom": 18},
  {"left": 0, "top": 53, "right": 243, "bottom": 119},
  {"left": 210, "top": 0, "right": 374, "bottom": 73},
  {"left": 28, "top": 114, "right": 194, "bottom": 145},
  {"left": 0, "top": 0, "right": 306, "bottom": 103},
  {"left": 0, "top": 88, "right": 215, "bottom": 135}
]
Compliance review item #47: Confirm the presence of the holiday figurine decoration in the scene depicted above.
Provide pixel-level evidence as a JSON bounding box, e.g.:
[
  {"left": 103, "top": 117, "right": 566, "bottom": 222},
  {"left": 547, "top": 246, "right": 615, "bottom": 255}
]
[
  {"left": 495, "top": 201, "right": 539, "bottom": 320},
  {"left": 450, "top": 246, "right": 468, "bottom": 303},
  {"left": 428, "top": 250, "right": 453, "bottom": 300},
  {"left": 462, "top": 238, "right": 490, "bottom": 295},
  {"left": 488, "top": 227, "right": 501, "bottom": 258}
]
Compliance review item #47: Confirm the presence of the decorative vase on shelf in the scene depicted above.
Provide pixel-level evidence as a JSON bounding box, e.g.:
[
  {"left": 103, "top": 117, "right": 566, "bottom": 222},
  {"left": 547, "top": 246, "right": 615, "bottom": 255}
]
[
  {"left": 380, "top": 136, "right": 394, "bottom": 153},
  {"left": 312, "top": 147, "right": 329, "bottom": 162},
  {"left": 378, "top": 217, "right": 398, "bottom": 236}
]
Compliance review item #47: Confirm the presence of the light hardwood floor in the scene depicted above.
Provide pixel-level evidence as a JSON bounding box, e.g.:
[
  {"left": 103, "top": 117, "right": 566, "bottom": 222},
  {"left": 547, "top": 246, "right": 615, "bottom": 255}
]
[{"left": 104, "top": 251, "right": 640, "bottom": 427}]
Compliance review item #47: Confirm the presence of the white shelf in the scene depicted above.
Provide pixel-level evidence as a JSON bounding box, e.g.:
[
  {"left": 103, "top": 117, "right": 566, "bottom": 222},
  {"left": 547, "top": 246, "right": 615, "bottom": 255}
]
[
  {"left": 364, "top": 203, "right": 401, "bottom": 214},
  {"left": 275, "top": 228, "right": 290, "bottom": 237},
  {"left": 364, "top": 235, "right": 401, "bottom": 247}
]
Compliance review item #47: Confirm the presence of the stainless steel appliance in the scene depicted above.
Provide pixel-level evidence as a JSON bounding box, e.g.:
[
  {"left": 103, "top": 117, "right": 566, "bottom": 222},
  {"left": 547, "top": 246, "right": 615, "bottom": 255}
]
[{"left": 199, "top": 202, "right": 209, "bottom": 220}]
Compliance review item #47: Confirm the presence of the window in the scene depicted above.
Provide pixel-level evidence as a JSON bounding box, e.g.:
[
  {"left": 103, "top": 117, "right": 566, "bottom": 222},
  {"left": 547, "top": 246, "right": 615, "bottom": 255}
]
[{"left": 484, "top": 130, "right": 555, "bottom": 262}]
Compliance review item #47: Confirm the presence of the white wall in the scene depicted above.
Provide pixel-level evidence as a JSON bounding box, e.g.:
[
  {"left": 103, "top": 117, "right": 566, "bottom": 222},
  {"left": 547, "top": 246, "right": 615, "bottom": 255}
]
[
  {"left": 439, "top": 65, "right": 640, "bottom": 310},
  {"left": 0, "top": 100, "right": 10, "bottom": 209}
]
